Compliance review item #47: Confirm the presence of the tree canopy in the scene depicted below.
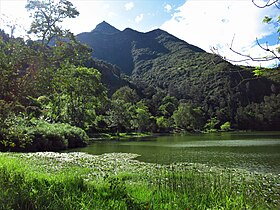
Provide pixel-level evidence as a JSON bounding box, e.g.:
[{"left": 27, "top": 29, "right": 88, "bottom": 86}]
[{"left": 26, "top": 0, "right": 79, "bottom": 43}]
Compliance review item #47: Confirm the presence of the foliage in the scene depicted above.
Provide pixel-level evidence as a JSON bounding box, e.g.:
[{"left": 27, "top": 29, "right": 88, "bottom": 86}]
[
  {"left": 156, "top": 116, "right": 173, "bottom": 132},
  {"left": 42, "top": 63, "right": 108, "bottom": 129},
  {"left": 26, "top": 120, "right": 89, "bottom": 151},
  {"left": 236, "top": 94, "right": 280, "bottom": 130},
  {"left": 158, "top": 96, "right": 178, "bottom": 117},
  {"left": 1, "top": 0, "right": 280, "bottom": 141},
  {"left": 0, "top": 152, "right": 279, "bottom": 209},
  {"left": 0, "top": 100, "right": 12, "bottom": 130},
  {"left": 107, "top": 99, "right": 134, "bottom": 132},
  {"left": 204, "top": 117, "right": 220, "bottom": 132},
  {"left": 172, "top": 103, "right": 205, "bottom": 131},
  {"left": 220, "top": 121, "right": 231, "bottom": 131},
  {"left": 0, "top": 114, "right": 32, "bottom": 150},
  {"left": 0, "top": 116, "right": 89, "bottom": 152},
  {"left": 0, "top": 34, "right": 39, "bottom": 102},
  {"left": 26, "top": 0, "right": 79, "bottom": 44},
  {"left": 85, "top": 59, "right": 127, "bottom": 95},
  {"left": 112, "top": 85, "right": 139, "bottom": 104},
  {"left": 131, "top": 101, "right": 153, "bottom": 132},
  {"left": 76, "top": 23, "right": 280, "bottom": 131}
]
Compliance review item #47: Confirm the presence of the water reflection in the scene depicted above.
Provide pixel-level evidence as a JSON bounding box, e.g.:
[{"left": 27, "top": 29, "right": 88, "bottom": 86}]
[{"left": 68, "top": 132, "right": 280, "bottom": 174}]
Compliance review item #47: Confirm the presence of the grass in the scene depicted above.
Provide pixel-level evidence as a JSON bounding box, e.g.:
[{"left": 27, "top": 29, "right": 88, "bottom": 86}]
[{"left": 0, "top": 152, "right": 279, "bottom": 210}]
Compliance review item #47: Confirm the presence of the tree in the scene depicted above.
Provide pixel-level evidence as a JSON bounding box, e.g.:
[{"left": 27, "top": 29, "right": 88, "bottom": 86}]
[
  {"left": 112, "top": 86, "right": 140, "bottom": 104},
  {"left": 172, "top": 103, "right": 205, "bottom": 131},
  {"left": 0, "top": 32, "right": 40, "bottom": 103},
  {"left": 107, "top": 99, "right": 133, "bottom": 133},
  {"left": 204, "top": 117, "right": 220, "bottom": 132},
  {"left": 131, "top": 101, "right": 152, "bottom": 132},
  {"left": 26, "top": 0, "right": 79, "bottom": 44},
  {"left": 158, "top": 95, "right": 178, "bottom": 117},
  {"left": 220, "top": 121, "right": 231, "bottom": 131},
  {"left": 42, "top": 64, "right": 108, "bottom": 129},
  {"left": 156, "top": 116, "right": 174, "bottom": 132},
  {"left": 235, "top": 93, "right": 280, "bottom": 130}
]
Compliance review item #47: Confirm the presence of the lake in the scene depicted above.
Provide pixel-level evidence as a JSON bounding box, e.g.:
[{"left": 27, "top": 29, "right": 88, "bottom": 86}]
[{"left": 68, "top": 132, "right": 280, "bottom": 174}]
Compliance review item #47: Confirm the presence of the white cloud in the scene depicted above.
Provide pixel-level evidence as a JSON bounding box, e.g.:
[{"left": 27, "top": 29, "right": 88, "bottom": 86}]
[
  {"left": 107, "top": 12, "right": 117, "bottom": 18},
  {"left": 161, "top": 0, "right": 279, "bottom": 67},
  {"left": 135, "top": 14, "right": 144, "bottom": 23},
  {"left": 125, "top": 2, "right": 134, "bottom": 11},
  {"left": 63, "top": 1, "right": 120, "bottom": 34},
  {"left": 164, "top": 4, "right": 172, "bottom": 13},
  {"left": 0, "top": 0, "right": 31, "bottom": 38}
]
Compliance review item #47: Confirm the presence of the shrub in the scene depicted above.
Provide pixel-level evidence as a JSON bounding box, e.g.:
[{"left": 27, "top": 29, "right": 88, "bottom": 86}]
[
  {"left": 204, "top": 117, "right": 220, "bottom": 132},
  {"left": 26, "top": 120, "right": 89, "bottom": 151},
  {"left": 26, "top": 122, "right": 69, "bottom": 151},
  {"left": 0, "top": 117, "right": 89, "bottom": 152},
  {"left": 0, "top": 100, "right": 11, "bottom": 129},
  {"left": 220, "top": 121, "right": 231, "bottom": 131},
  {"left": 58, "top": 123, "right": 89, "bottom": 148},
  {"left": 0, "top": 115, "right": 32, "bottom": 151}
]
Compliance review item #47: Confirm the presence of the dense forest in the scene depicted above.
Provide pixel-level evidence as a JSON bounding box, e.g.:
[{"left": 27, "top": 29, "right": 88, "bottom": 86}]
[
  {"left": 77, "top": 21, "right": 280, "bottom": 131},
  {"left": 1, "top": 0, "right": 280, "bottom": 152}
]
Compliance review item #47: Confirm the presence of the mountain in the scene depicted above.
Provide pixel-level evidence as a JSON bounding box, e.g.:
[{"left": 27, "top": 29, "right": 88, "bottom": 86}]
[
  {"left": 90, "top": 21, "right": 120, "bottom": 35},
  {"left": 85, "top": 59, "right": 128, "bottom": 95},
  {"left": 76, "top": 22, "right": 280, "bottom": 130},
  {"left": 77, "top": 21, "right": 204, "bottom": 75}
]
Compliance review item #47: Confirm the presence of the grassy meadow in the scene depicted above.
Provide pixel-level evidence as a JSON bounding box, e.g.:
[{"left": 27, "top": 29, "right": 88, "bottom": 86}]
[{"left": 0, "top": 152, "right": 279, "bottom": 210}]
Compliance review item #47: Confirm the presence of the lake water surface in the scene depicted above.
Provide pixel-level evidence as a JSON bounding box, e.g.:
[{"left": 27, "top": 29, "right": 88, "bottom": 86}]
[{"left": 69, "top": 132, "right": 280, "bottom": 174}]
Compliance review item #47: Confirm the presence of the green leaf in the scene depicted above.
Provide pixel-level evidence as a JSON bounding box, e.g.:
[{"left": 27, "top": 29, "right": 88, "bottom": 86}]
[
  {"left": 253, "top": 69, "right": 263, "bottom": 76},
  {"left": 263, "top": 16, "right": 272, "bottom": 23}
]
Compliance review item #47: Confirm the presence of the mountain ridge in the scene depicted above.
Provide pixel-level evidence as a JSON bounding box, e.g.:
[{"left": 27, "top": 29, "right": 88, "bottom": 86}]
[
  {"left": 76, "top": 21, "right": 280, "bottom": 130},
  {"left": 77, "top": 22, "right": 205, "bottom": 75}
]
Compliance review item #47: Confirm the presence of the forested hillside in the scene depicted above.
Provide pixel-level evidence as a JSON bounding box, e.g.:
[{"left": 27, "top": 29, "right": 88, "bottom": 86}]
[
  {"left": 77, "top": 21, "right": 280, "bottom": 131},
  {"left": 1, "top": 15, "right": 280, "bottom": 152}
]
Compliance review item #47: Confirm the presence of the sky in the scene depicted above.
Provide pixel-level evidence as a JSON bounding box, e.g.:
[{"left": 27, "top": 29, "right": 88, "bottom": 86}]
[{"left": 0, "top": 0, "right": 279, "bottom": 67}]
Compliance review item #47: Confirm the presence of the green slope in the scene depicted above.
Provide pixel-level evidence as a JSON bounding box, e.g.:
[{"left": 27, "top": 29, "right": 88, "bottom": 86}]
[{"left": 76, "top": 22, "right": 280, "bottom": 130}]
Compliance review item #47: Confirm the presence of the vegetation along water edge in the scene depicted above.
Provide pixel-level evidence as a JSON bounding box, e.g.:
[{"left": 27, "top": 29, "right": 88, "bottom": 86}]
[
  {"left": 0, "top": 152, "right": 279, "bottom": 210},
  {"left": 0, "top": 0, "right": 279, "bottom": 209}
]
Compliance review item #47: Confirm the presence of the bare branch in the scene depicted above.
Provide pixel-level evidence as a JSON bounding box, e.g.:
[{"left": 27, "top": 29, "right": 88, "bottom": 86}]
[
  {"left": 230, "top": 34, "right": 236, "bottom": 49},
  {"left": 252, "top": 0, "right": 279, "bottom": 8},
  {"left": 210, "top": 35, "right": 279, "bottom": 65},
  {"left": 255, "top": 38, "right": 280, "bottom": 60},
  {"left": 229, "top": 46, "right": 278, "bottom": 62}
]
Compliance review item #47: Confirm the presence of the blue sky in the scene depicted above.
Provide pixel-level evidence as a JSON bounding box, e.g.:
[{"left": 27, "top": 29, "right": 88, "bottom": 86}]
[
  {"left": 0, "top": 0, "right": 186, "bottom": 35},
  {"left": 63, "top": 0, "right": 186, "bottom": 33},
  {"left": 0, "top": 0, "right": 279, "bottom": 67}
]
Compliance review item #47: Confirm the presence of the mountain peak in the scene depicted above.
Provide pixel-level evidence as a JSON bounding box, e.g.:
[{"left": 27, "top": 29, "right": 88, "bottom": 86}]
[{"left": 92, "top": 21, "right": 120, "bottom": 34}]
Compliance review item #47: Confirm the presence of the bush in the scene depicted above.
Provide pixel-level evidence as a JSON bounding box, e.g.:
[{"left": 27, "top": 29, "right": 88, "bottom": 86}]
[
  {"left": 59, "top": 123, "right": 89, "bottom": 148},
  {"left": 0, "top": 117, "right": 89, "bottom": 152},
  {"left": 0, "top": 100, "right": 11, "bottom": 129},
  {"left": 0, "top": 115, "right": 32, "bottom": 151},
  {"left": 26, "top": 122, "right": 68, "bottom": 151},
  {"left": 27, "top": 120, "right": 89, "bottom": 151},
  {"left": 204, "top": 117, "right": 220, "bottom": 132},
  {"left": 220, "top": 121, "right": 231, "bottom": 131}
]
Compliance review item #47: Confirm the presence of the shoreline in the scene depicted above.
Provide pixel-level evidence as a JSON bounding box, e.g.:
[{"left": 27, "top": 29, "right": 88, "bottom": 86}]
[{"left": 1, "top": 151, "right": 279, "bottom": 209}]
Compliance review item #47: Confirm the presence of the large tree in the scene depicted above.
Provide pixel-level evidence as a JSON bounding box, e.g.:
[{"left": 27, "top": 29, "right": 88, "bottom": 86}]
[
  {"left": 26, "top": 0, "right": 79, "bottom": 44},
  {"left": 42, "top": 64, "right": 108, "bottom": 129},
  {"left": 172, "top": 103, "right": 205, "bottom": 131}
]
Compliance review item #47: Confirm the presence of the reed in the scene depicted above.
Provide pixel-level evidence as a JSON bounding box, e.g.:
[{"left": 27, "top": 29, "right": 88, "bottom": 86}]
[{"left": 0, "top": 153, "right": 279, "bottom": 210}]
